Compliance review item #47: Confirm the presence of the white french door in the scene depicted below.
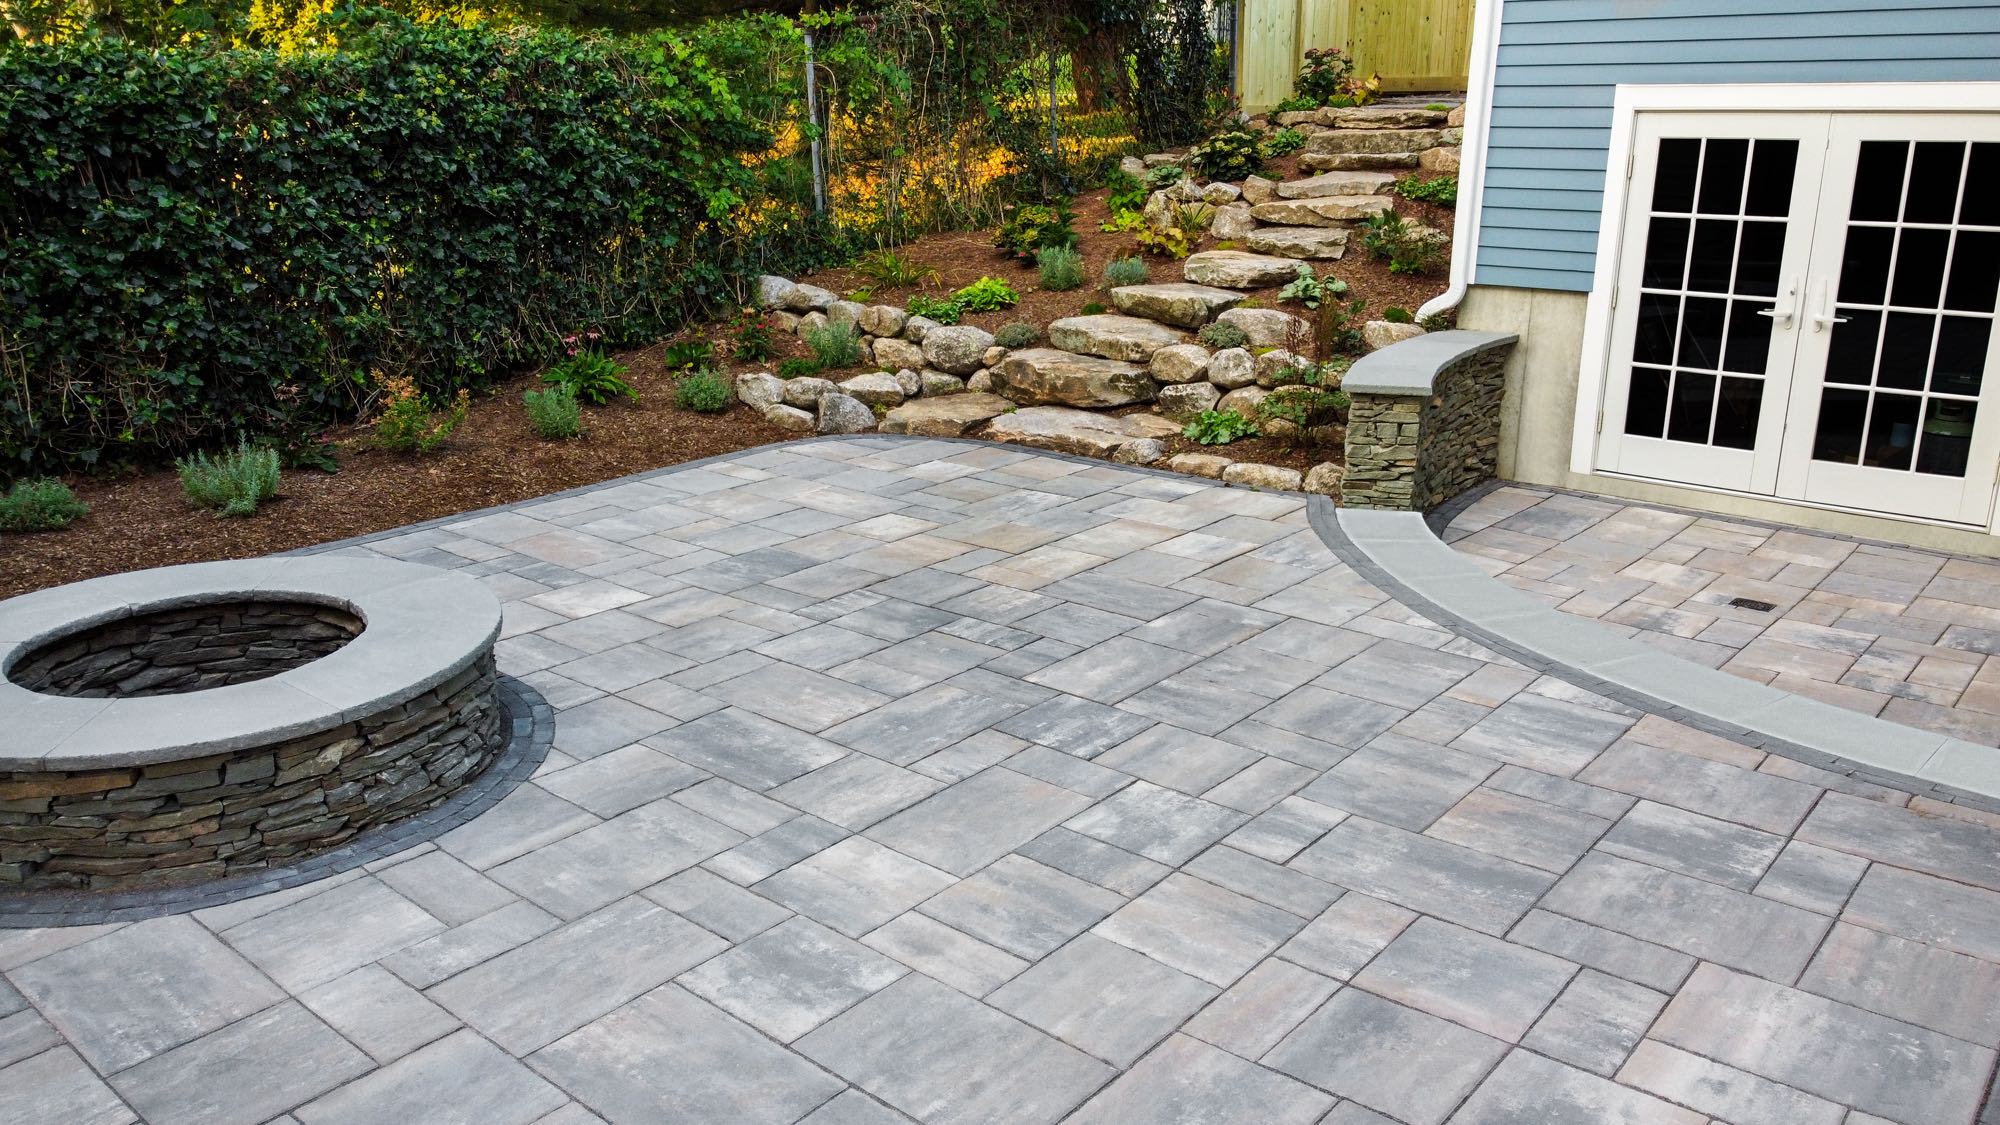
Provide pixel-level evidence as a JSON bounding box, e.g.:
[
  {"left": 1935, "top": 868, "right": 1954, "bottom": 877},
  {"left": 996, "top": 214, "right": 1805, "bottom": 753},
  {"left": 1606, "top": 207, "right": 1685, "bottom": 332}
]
[{"left": 1597, "top": 110, "right": 2000, "bottom": 526}]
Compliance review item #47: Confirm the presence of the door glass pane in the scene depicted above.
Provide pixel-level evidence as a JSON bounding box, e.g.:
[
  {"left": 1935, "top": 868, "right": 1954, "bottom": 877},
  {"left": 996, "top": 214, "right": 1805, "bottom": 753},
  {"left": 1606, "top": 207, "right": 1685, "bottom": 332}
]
[
  {"left": 1876, "top": 312, "right": 1935, "bottom": 391},
  {"left": 1838, "top": 227, "right": 1894, "bottom": 305},
  {"left": 1642, "top": 218, "right": 1691, "bottom": 288},
  {"left": 1814, "top": 389, "right": 1869, "bottom": 463},
  {"left": 1626, "top": 368, "right": 1670, "bottom": 438},
  {"left": 1918, "top": 400, "right": 1977, "bottom": 477},
  {"left": 1654, "top": 139, "right": 1701, "bottom": 212},
  {"left": 1934, "top": 317, "right": 1991, "bottom": 396},
  {"left": 1735, "top": 222, "right": 1786, "bottom": 296},
  {"left": 1723, "top": 300, "right": 1774, "bottom": 374},
  {"left": 1890, "top": 228, "right": 1949, "bottom": 307},
  {"left": 1863, "top": 393, "right": 1921, "bottom": 471},
  {"left": 1946, "top": 231, "right": 2000, "bottom": 313},
  {"left": 1688, "top": 220, "right": 1738, "bottom": 292},
  {"left": 1669, "top": 372, "right": 1718, "bottom": 443},
  {"left": 1851, "top": 141, "right": 1908, "bottom": 221},
  {"left": 1635, "top": 294, "right": 1678, "bottom": 365},
  {"left": 1905, "top": 142, "right": 1966, "bottom": 225},
  {"left": 1715, "top": 378, "right": 1764, "bottom": 449},
  {"left": 1745, "top": 140, "right": 1800, "bottom": 217},
  {"left": 1698, "top": 139, "right": 1749, "bottom": 214},
  {"left": 1678, "top": 297, "right": 1727, "bottom": 370},
  {"left": 1964, "top": 144, "right": 2000, "bottom": 226}
]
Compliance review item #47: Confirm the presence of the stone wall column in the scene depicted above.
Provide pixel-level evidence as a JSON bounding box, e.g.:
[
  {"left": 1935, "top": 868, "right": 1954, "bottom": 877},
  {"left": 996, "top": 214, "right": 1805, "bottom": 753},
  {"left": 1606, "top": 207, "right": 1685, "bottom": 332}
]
[{"left": 1339, "top": 331, "right": 1519, "bottom": 512}]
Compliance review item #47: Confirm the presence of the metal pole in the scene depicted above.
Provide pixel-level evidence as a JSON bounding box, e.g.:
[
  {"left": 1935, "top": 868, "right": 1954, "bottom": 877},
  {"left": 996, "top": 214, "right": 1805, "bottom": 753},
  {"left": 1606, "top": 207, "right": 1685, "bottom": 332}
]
[{"left": 804, "top": 27, "right": 827, "bottom": 215}]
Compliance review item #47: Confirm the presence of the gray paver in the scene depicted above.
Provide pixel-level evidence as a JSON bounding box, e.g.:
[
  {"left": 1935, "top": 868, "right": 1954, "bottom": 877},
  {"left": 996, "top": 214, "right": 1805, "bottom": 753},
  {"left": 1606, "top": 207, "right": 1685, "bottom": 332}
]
[
  {"left": 864, "top": 766, "right": 1091, "bottom": 875},
  {"left": 1291, "top": 817, "right": 1553, "bottom": 936},
  {"left": 1520, "top": 969, "right": 1667, "bottom": 1078},
  {"left": 488, "top": 798, "right": 742, "bottom": 918},
  {"left": 1095, "top": 872, "right": 1305, "bottom": 987},
  {"left": 861, "top": 912, "right": 1028, "bottom": 997},
  {"left": 646, "top": 707, "right": 848, "bottom": 790},
  {"left": 755, "top": 837, "right": 956, "bottom": 938},
  {"left": 1598, "top": 799, "right": 1787, "bottom": 889},
  {"left": 1182, "top": 958, "right": 1340, "bottom": 1059},
  {"left": 1616, "top": 1040, "right": 1846, "bottom": 1125},
  {"left": 1452, "top": 1048, "right": 1701, "bottom": 1125},
  {"left": 1798, "top": 920, "right": 2000, "bottom": 1046},
  {"left": 1351, "top": 916, "right": 1575, "bottom": 1042},
  {"left": 1264, "top": 987, "right": 1508, "bottom": 1125},
  {"left": 772, "top": 754, "right": 943, "bottom": 831},
  {"left": 919, "top": 854, "right": 1122, "bottom": 959},
  {"left": 1296, "top": 733, "right": 1495, "bottom": 830},
  {"left": 0, "top": 1046, "right": 134, "bottom": 1125},
  {"left": 1063, "top": 780, "right": 1247, "bottom": 864},
  {"left": 299, "top": 965, "right": 459, "bottom": 1064},
  {"left": 296, "top": 1029, "right": 568, "bottom": 1125},
  {"left": 989, "top": 933, "right": 1216, "bottom": 1065},
  {"left": 680, "top": 917, "right": 907, "bottom": 1042},
  {"left": 110, "top": 1002, "right": 370, "bottom": 1125},
  {"left": 1067, "top": 1034, "right": 1332, "bottom": 1124}
]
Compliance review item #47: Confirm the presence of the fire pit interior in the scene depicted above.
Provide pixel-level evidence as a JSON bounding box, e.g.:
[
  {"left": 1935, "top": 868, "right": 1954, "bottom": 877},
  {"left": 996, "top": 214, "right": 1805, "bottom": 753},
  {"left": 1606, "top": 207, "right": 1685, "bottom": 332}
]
[{"left": 11, "top": 599, "right": 364, "bottom": 699}]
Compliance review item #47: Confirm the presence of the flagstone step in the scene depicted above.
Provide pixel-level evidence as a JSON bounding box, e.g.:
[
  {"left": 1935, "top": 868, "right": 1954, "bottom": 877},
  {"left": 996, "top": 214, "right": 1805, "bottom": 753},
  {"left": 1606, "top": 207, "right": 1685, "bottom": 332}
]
[
  {"left": 1046, "top": 315, "right": 1188, "bottom": 363},
  {"left": 1300, "top": 152, "right": 1421, "bottom": 173},
  {"left": 989, "top": 348, "right": 1157, "bottom": 408},
  {"left": 1108, "top": 283, "right": 1246, "bottom": 329},
  {"left": 1182, "top": 250, "right": 1308, "bottom": 289},
  {"left": 1274, "top": 170, "right": 1399, "bottom": 200},
  {"left": 1305, "top": 128, "right": 1449, "bottom": 156},
  {"left": 979, "top": 406, "right": 1181, "bottom": 460},
  {"left": 1249, "top": 196, "right": 1394, "bottom": 227},
  {"left": 1246, "top": 226, "right": 1350, "bottom": 261}
]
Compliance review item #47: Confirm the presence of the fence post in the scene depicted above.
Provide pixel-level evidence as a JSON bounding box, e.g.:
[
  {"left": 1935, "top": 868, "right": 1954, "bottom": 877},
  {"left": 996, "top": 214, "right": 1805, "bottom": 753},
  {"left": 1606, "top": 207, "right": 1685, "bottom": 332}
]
[{"left": 803, "top": 25, "right": 827, "bottom": 215}]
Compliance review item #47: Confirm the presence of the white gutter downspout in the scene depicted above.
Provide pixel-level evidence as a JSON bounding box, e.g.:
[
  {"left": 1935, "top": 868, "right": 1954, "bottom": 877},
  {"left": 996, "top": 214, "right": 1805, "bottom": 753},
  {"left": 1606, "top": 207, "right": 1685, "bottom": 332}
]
[{"left": 1418, "top": 0, "right": 1505, "bottom": 319}]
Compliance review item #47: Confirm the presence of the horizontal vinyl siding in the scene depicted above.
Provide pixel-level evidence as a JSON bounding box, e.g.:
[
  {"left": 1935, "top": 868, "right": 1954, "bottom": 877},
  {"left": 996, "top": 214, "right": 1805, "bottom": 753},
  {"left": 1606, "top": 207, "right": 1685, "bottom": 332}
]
[{"left": 1477, "top": 1, "right": 2000, "bottom": 292}]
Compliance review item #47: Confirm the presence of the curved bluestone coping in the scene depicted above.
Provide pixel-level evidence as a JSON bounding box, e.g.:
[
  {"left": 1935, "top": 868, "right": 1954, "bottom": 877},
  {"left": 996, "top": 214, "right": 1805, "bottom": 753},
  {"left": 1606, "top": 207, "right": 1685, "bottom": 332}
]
[
  {"left": 0, "top": 557, "right": 502, "bottom": 770},
  {"left": 1324, "top": 505, "right": 2000, "bottom": 805},
  {"left": 1340, "top": 329, "right": 1519, "bottom": 396}
]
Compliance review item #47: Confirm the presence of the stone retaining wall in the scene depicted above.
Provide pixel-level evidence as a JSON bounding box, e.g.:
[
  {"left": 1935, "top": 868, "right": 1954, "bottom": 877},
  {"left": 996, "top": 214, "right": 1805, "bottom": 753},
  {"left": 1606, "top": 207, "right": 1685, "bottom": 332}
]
[
  {"left": 0, "top": 655, "right": 504, "bottom": 891},
  {"left": 1341, "top": 331, "right": 1517, "bottom": 511},
  {"left": 14, "top": 601, "right": 362, "bottom": 698}
]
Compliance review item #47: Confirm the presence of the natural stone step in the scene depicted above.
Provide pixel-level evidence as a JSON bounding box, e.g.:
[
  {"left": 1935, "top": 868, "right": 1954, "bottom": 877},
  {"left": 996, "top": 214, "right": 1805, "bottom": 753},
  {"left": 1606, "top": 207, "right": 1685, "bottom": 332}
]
[
  {"left": 1300, "top": 152, "right": 1421, "bottom": 173},
  {"left": 1246, "top": 226, "right": 1350, "bottom": 260},
  {"left": 1319, "top": 106, "right": 1448, "bottom": 129},
  {"left": 1274, "top": 171, "right": 1399, "bottom": 200},
  {"left": 1305, "top": 128, "right": 1448, "bottom": 156},
  {"left": 1110, "top": 283, "right": 1245, "bottom": 329},
  {"left": 980, "top": 407, "right": 1180, "bottom": 460},
  {"left": 1183, "top": 250, "right": 1306, "bottom": 289},
  {"left": 1249, "top": 196, "right": 1394, "bottom": 227},
  {"left": 1218, "top": 308, "right": 1313, "bottom": 348},
  {"left": 990, "top": 348, "right": 1157, "bottom": 407},
  {"left": 1046, "top": 315, "right": 1187, "bottom": 363},
  {"left": 879, "top": 393, "right": 1015, "bottom": 437},
  {"left": 1420, "top": 146, "right": 1462, "bottom": 175}
]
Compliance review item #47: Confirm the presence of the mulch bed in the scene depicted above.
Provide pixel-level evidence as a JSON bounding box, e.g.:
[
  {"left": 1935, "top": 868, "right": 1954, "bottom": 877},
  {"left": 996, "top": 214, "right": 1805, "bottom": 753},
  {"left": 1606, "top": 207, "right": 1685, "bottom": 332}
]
[{"left": 2, "top": 172, "right": 1448, "bottom": 599}]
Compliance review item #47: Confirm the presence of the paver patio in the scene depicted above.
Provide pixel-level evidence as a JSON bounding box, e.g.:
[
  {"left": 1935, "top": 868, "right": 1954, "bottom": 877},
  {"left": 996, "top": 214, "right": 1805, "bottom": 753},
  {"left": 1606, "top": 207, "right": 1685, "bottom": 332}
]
[{"left": 5, "top": 438, "right": 2000, "bottom": 1124}]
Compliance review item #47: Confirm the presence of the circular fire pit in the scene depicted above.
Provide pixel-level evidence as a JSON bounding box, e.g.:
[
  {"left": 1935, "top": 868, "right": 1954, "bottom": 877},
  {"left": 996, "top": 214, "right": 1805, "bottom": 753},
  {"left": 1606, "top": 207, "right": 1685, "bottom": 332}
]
[{"left": 0, "top": 557, "right": 504, "bottom": 891}]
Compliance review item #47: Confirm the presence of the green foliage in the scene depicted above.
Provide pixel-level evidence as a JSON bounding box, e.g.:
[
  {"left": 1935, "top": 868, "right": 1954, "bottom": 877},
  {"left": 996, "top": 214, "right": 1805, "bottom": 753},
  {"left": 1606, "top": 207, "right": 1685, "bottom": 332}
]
[
  {"left": 1081, "top": 301, "right": 1109, "bottom": 316},
  {"left": 1278, "top": 266, "right": 1349, "bottom": 311},
  {"left": 1101, "top": 210, "right": 1149, "bottom": 234},
  {"left": 994, "top": 202, "right": 1079, "bottom": 262},
  {"left": 729, "top": 310, "right": 778, "bottom": 363},
  {"left": 1259, "top": 380, "right": 1351, "bottom": 442},
  {"left": 0, "top": 15, "right": 771, "bottom": 471},
  {"left": 374, "top": 377, "right": 471, "bottom": 455},
  {"left": 177, "top": 441, "right": 279, "bottom": 517},
  {"left": 995, "top": 323, "right": 1041, "bottom": 349},
  {"left": 1183, "top": 410, "right": 1258, "bottom": 445},
  {"left": 1394, "top": 175, "right": 1459, "bottom": 206},
  {"left": 953, "top": 277, "right": 1020, "bottom": 313},
  {"left": 1144, "top": 164, "right": 1187, "bottom": 190},
  {"left": 1105, "top": 169, "right": 1148, "bottom": 216},
  {"left": 1383, "top": 307, "right": 1415, "bottom": 324},
  {"left": 1292, "top": 47, "right": 1379, "bottom": 107},
  {"left": 674, "top": 370, "right": 733, "bottom": 413},
  {"left": 777, "top": 357, "right": 824, "bottom": 380},
  {"left": 1188, "top": 129, "right": 1266, "bottom": 181},
  {"left": 662, "top": 340, "right": 717, "bottom": 373},
  {"left": 805, "top": 323, "right": 865, "bottom": 369},
  {"left": 1037, "top": 246, "right": 1086, "bottom": 291},
  {"left": 543, "top": 352, "right": 637, "bottom": 406},
  {"left": 1425, "top": 103, "right": 1451, "bottom": 111},
  {"left": 1197, "top": 322, "right": 1249, "bottom": 350},
  {"left": 1105, "top": 256, "right": 1150, "bottom": 287},
  {"left": 855, "top": 248, "right": 939, "bottom": 289},
  {"left": 1419, "top": 311, "right": 1456, "bottom": 333},
  {"left": 1135, "top": 226, "right": 1192, "bottom": 259},
  {"left": 1261, "top": 127, "right": 1307, "bottom": 159},
  {"left": 905, "top": 294, "right": 965, "bottom": 326},
  {"left": 1316, "top": 298, "right": 1371, "bottom": 358},
  {"left": 0, "top": 480, "right": 89, "bottom": 533},
  {"left": 1132, "top": 0, "right": 1231, "bottom": 148},
  {"left": 523, "top": 387, "right": 583, "bottom": 441},
  {"left": 1362, "top": 213, "right": 1449, "bottom": 275},
  {"left": 1272, "top": 95, "right": 1319, "bottom": 115}
]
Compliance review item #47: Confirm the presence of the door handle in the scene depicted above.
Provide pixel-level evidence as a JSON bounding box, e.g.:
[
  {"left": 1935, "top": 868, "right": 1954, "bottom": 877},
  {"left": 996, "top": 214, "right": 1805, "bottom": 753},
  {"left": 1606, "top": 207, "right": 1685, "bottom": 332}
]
[
  {"left": 1809, "top": 279, "right": 1850, "bottom": 333},
  {"left": 1756, "top": 278, "right": 1802, "bottom": 329}
]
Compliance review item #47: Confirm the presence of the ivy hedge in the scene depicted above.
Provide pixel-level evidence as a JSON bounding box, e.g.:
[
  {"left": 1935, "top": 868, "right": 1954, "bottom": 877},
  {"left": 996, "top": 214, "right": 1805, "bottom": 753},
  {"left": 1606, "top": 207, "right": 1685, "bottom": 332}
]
[{"left": 0, "top": 15, "right": 774, "bottom": 471}]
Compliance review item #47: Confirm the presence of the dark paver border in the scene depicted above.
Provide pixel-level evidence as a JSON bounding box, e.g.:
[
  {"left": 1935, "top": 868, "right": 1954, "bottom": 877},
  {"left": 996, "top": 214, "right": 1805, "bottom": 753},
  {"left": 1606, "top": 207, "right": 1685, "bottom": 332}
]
[{"left": 0, "top": 675, "right": 553, "bottom": 928}]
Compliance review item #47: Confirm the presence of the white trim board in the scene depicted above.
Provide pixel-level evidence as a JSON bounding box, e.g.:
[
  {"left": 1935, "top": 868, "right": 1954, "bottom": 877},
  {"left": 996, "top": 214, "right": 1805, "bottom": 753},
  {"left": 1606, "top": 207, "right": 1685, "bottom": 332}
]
[{"left": 1567, "top": 81, "right": 2000, "bottom": 533}]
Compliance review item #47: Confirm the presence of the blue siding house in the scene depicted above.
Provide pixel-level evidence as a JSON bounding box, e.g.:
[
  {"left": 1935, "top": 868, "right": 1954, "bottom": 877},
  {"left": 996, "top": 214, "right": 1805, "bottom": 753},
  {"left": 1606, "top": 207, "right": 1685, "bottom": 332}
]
[{"left": 1448, "top": 0, "right": 2000, "bottom": 548}]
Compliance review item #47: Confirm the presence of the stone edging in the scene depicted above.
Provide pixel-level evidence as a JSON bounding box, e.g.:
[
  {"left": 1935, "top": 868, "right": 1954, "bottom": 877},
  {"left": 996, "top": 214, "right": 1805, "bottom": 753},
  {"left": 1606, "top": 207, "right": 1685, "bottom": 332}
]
[
  {"left": 1339, "top": 328, "right": 1518, "bottom": 396},
  {"left": 1308, "top": 498, "right": 2000, "bottom": 814},
  {"left": 0, "top": 557, "right": 501, "bottom": 769},
  {"left": 0, "top": 675, "right": 552, "bottom": 927}
]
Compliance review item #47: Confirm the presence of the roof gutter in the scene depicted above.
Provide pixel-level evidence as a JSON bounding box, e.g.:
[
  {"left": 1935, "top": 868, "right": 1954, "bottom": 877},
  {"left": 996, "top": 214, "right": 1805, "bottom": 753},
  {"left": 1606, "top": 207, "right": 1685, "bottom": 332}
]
[{"left": 1418, "top": 0, "right": 1505, "bottom": 320}]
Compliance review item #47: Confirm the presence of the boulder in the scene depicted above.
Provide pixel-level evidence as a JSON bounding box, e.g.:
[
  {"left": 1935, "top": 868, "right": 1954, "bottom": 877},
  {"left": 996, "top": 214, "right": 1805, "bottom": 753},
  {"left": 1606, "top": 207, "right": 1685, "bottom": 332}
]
[
  {"left": 1223, "top": 463, "right": 1304, "bottom": 490},
  {"left": 1183, "top": 250, "right": 1306, "bottom": 289},
  {"left": 1241, "top": 175, "right": 1279, "bottom": 205},
  {"left": 1301, "top": 153, "right": 1420, "bottom": 173},
  {"left": 1305, "top": 129, "right": 1448, "bottom": 156},
  {"left": 734, "top": 372, "right": 786, "bottom": 410},
  {"left": 967, "top": 370, "right": 997, "bottom": 394},
  {"left": 879, "top": 392, "right": 1014, "bottom": 437},
  {"left": 782, "top": 377, "right": 837, "bottom": 408},
  {"left": 1210, "top": 203, "right": 1256, "bottom": 242},
  {"left": 1447, "top": 104, "right": 1466, "bottom": 128},
  {"left": 920, "top": 371, "right": 966, "bottom": 396},
  {"left": 872, "top": 336, "right": 926, "bottom": 371},
  {"left": 991, "top": 349, "right": 1157, "bottom": 408},
  {"left": 859, "top": 305, "right": 909, "bottom": 338},
  {"left": 1218, "top": 308, "right": 1312, "bottom": 349},
  {"left": 755, "top": 275, "right": 798, "bottom": 310},
  {"left": 1275, "top": 170, "right": 1400, "bottom": 200},
  {"left": 1218, "top": 386, "right": 1271, "bottom": 417},
  {"left": 1111, "top": 283, "right": 1244, "bottom": 329},
  {"left": 902, "top": 315, "right": 940, "bottom": 342},
  {"left": 816, "top": 392, "right": 878, "bottom": 435},
  {"left": 981, "top": 406, "right": 1179, "bottom": 459},
  {"left": 1304, "top": 462, "right": 1344, "bottom": 495},
  {"left": 1149, "top": 343, "right": 1212, "bottom": 384},
  {"left": 826, "top": 300, "right": 866, "bottom": 332},
  {"left": 894, "top": 369, "right": 923, "bottom": 396},
  {"left": 1443, "top": 127, "right": 1464, "bottom": 146},
  {"left": 760, "top": 403, "right": 815, "bottom": 432},
  {"left": 1206, "top": 347, "right": 1256, "bottom": 389},
  {"left": 1142, "top": 152, "right": 1182, "bottom": 168},
  {"left": 1119, "top": 155, "right": 1148, "bottom": 179},
  {"left": 1247, "top": 226, "right": 1350, "bottom": 260},
  {"left": 922, "top": 325, "right": 995, "bottom": 375},
  {"left": 1168, "top": 452, "right": 1233, "bottom": 479},
  {"left": 1255, "top": 348, "right": 1313, "bottom": 387},
  {"left": 1156, "top": 381, "right": 1221, "bottom": 420},
  {"left": 787, "top": 282, "right": 838, "bottom": 312},
  {"left": 1249, "top": 196, "right": 1394, "bottom": 226},
  {"left": 1419, "top": 146, "right": 1462, "bottom": 175},
  {"left": 982, "top": 346, "right": 1010, "bottom": 368},
  {"left": 770, "top": 311, "right": 802, "bottom": 333},
  {"left": 1273, "top": 111, "right": 1319, "bottom": 128},
  {"left": 1114, "top": 439, "right": 1167, "bottom": 465},
  {"left": 1200, "top": 181, "right": 1242, "bottom": 206},
  {"left": 795, "top": 311, "right": 829, "bottom": 336},
  {"left": 1319, "top": 106, "right": 1448, "bottom": 129},
  {"left": 1047, "top": 314, "right": 1187, "bottom": 363},
  {"left": 837, "top": 372, "right": 906, "bottom": 408},
  {"left": 1364, "top": 320, "right": 1428, "bottom": 351}
]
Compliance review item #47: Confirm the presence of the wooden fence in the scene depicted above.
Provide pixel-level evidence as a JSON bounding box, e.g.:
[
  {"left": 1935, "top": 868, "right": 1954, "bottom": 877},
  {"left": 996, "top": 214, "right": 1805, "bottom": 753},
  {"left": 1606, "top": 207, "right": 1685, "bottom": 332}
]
[{"left": 1236, "top": 0, "right": 1474, "bottom": 110}]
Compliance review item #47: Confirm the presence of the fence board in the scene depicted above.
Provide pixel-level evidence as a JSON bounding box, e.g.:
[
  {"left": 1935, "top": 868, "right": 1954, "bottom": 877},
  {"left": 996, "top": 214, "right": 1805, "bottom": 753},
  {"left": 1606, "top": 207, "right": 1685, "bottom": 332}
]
[{"left": 1239, "top": 0, "right": 1472, "bottom": 109}]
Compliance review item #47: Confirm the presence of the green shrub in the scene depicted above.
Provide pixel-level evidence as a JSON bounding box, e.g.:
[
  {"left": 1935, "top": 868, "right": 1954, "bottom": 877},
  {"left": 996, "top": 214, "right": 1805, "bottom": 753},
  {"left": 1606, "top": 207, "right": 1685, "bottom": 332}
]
[
  {"left": 0, "top": 16, "right": 769, "bottom": 471},
  {"left": 855, "top": 248, "right": 938, "bottom": 288},
  {"left": 1272, "top": 95, "right": 1318, "bottom": 115},
  {"left": 1394, "top": 174, "right": 1459, "bottom": 206},
  {"left": 954, "top": 277, "right": 1020, "bottom": 312},
  {"left": 905, "top": 294, "right": 964, "bottom": 325},
  {"left": 994, "top": 323, "right": 1040, "bottom": 349},
  {"left": 994, "top": 202, "right": 1078, "bottom": 261},
  {"left": 675, "top": 370, "right": 733, "bottom": 413},
  {"left": 1037, "top": 246, "right": 1085, "bottom": 291},
  {"left": 0, "top": 479, "right": 89, "bottom": 532},
  {"left": 1081, "top": 301, "right": 1109, "bottom": 315},
  {"left": 1260, "top": 382, "right": 1351, "bottom": 441},
  {"left": 1362, "top": 213, "right": 1449, "bottom": 275},
  {"left": 1144, "top": 164, "right": 1185, "bottom": 190},
  {"left": 177, "top": 442, "right": 279, "bottom": 517},
  {"left": 523, "top": 386, "right": 582, "bottom": 440},
  {"left": 662, "top": 339, "right": 717, "bottom": 372},
  {"left": 1294, "top": 47, "right": 1355, "bottom": 105},
  {"left": 1316, "top": 297, "right": 1371, "bottom": 357},
  {"left": 1136, "top": 224, "right": 1194, "bottom": 259},
  {"left": 1261, "top": 127, "right": 1307, "bottom": 159},
  {"left": 1105, "top": 257, "right": 1150, "bottom": 287},
  {"left": 542, "top": 351, "right": 637, "bottom": 406},
  {"left": 1419, "top": 311, "right": 1456, "bottom": 332},
  {"left": 1188, "top": 128, "right": 1266, "bottom": 180},
  {"left": 1278, "top": 266, "right": 1349, "bottom": 311},
  {"left": 805, "top": 322, "right": 864, "bottom": 368},
  {"left": 777, "top": 357, "right": 823, "bottom": 380},
  {"left": 1383, "top": 307, "right": 1414, "bottom": 324},
  {"left": 1197, "top": 322, "right": 1249, "bottom": 350},
  {"left": 729, "top": 310, "right": 778, "bottom": 362},
  {"left": 1183, "top": 410, "right": 1258, "bottom": 445},
  {"left": 1105, "top": 169, "right": 1147, "bottom": 216},
  {"left": 374, "top": 377, "right": 471, "bottom": 455}
]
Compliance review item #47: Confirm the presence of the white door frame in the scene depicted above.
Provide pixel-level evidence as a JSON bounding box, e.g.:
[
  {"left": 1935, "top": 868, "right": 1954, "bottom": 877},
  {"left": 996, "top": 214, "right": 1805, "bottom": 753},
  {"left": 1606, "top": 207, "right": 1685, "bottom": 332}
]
[{"left": 1570, "top": 81, "right": 2000, "bottom": 532}]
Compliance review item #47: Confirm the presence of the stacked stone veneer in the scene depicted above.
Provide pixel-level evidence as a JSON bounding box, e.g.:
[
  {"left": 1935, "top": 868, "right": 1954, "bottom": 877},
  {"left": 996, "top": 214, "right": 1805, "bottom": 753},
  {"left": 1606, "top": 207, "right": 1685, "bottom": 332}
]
[
  {"left": 1341, "top": 330, "right": 1517, "bottom": 511},
  {"left": 13, "top": 601, "right": 363, "bottom": 698},
  {"left": 0, "top": 654, "right": 503, "bottom": 891}
]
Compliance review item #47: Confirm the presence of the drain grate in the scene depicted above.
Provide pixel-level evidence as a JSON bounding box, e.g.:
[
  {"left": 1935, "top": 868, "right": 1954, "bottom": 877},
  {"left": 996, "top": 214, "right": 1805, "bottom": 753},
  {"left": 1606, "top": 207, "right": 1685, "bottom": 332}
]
[{"left": 1728, "top": 597, "right": 1777, "bottom": 612}]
